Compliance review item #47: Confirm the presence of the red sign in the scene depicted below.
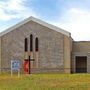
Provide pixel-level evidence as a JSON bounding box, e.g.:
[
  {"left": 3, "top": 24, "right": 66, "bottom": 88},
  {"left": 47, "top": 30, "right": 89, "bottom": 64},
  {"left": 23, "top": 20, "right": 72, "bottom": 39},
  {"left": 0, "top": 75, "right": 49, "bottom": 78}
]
[{"left": 23, "top": 59, "right": 28, "bottom": 73}]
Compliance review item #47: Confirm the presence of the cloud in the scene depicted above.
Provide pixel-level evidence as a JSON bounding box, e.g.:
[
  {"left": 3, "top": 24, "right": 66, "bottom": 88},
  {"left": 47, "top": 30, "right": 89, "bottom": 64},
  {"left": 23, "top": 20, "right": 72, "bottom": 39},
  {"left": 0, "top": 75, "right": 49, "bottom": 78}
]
[
  {"left": 0, "top": 0, "right": 90, "bottom": 41},
  {"left": 0, "top": 0, "right": 37, "bottom": 21},
  {"left": 50, "top": 8, "right": 90, "bottom": 41}
]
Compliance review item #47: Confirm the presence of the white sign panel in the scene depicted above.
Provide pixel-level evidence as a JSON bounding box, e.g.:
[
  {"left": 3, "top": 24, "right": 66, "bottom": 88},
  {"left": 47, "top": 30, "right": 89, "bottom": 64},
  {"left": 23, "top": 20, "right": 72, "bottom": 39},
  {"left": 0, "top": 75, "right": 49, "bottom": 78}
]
[
  {"left": 11, "top": 60, "right": 20, "bottom": 77},
  {"left": 11, "top": 60, "right": 20, "bottom": 71}
]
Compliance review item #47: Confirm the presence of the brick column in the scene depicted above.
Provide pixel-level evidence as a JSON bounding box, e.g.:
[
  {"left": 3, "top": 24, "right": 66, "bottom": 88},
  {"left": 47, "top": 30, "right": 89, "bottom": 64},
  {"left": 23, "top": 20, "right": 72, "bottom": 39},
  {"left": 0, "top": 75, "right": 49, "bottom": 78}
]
[{"left": 64, "top": 36, "right": 71, "bottom": 73}]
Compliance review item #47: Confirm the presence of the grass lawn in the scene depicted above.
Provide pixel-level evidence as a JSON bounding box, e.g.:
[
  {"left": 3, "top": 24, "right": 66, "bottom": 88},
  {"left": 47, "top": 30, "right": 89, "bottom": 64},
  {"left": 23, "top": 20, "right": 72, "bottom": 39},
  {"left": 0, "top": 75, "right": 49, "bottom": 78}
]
[{"left": 0, "top": 73, "right": 90, "bottom": 90}]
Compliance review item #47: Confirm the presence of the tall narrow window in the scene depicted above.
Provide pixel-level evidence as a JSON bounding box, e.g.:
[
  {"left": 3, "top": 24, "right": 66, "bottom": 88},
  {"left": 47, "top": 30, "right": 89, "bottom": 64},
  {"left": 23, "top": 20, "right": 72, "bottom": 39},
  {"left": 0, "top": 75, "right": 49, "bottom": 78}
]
[
  {"left": 35, "top": 37, "right": 39, "bottom": 68},
  {"left": 35, "top": 37, "right": 39, "bottom": 51},
  {"left": 24, "top": 38, "right": 28, "bottom": 51},
  {"left": 24, "top": 38, "right": 28, "bottom": 74},
  {"left": 30, "top": 34, "right": 33, "bottom": 51}
]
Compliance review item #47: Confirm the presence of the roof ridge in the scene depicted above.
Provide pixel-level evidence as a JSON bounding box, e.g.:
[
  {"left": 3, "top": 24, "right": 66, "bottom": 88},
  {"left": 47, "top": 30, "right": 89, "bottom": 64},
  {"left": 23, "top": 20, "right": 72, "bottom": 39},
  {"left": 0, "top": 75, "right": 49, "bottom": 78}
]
[{"left": 0, "top": 16, "right": 71, "bottom": 37}]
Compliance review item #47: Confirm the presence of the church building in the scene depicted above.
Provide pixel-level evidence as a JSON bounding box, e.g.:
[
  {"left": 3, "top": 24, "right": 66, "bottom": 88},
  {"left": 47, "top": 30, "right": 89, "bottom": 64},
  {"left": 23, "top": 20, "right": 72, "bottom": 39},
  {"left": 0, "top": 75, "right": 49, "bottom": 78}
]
[{"left": 0, "top": 16, "right": 89, "bottom": 73}]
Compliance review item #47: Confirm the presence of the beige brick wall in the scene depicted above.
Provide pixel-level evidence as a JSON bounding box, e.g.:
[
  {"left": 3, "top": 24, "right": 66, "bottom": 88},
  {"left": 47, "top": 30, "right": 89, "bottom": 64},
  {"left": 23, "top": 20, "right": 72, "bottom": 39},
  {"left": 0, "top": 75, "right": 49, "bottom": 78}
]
[
  {"left": 1, "top": 21, "right": 66, "bottom": 73},
  {"left": 72, "top": 41, "right": 90, "bottom": 73},
  {"left": 73, "top": 41, "right": 90, "bottom": 52},
  {"left": 0, "top": 37, "right": 1, "bottom": 72},
  {"left": 63, "top": 36, "right": 72, "bottom": 73}
]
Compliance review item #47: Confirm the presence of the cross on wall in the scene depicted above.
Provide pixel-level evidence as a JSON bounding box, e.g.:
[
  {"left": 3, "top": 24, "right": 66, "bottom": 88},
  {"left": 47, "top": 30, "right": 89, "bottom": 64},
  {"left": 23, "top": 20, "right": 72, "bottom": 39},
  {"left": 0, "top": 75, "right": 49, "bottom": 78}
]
[{"left": 24, "top": 34, "right": 39, "bottom": 74}]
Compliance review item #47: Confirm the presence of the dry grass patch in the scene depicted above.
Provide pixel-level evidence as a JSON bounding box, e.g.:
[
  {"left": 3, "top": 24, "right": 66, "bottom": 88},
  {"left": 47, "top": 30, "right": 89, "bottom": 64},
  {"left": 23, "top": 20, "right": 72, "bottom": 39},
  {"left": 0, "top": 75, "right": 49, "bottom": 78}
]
[{"left": 0, "top": 73, "right": 89, "bottom": 90}]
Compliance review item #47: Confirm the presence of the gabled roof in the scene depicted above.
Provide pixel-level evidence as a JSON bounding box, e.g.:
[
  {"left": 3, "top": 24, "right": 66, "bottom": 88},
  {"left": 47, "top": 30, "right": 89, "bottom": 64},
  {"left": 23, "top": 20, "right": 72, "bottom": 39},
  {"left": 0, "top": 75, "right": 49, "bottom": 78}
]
[{"left": 0, "top": 16, "right": 71, "bottom": 37}]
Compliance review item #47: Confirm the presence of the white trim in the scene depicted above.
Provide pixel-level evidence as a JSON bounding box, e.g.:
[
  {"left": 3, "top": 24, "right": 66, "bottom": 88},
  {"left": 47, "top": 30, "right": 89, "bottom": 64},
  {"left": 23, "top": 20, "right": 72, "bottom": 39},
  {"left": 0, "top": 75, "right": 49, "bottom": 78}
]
[{"left": 0, "top": 16, "right": 70, "bottom": 37}]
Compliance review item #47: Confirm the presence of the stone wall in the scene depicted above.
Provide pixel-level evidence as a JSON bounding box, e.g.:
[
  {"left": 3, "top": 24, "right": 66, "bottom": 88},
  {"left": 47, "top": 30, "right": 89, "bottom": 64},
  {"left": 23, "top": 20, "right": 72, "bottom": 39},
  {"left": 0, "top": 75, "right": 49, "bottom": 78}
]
[
  {"left": 1, "top": 21, "right": 65, "bottom": 73},
  {"left": 0, "top": 37, "right": 1, "bottom": 72},
  {"left": 72, "top": 41, "right": 90, "bottom": 73}
]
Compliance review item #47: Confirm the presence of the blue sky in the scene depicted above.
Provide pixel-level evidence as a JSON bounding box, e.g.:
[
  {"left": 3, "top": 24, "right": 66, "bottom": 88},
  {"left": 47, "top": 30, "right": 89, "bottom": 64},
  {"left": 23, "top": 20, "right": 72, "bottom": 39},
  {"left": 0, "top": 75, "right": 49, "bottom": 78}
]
[{"left": 0, "top": 0, "right": 90, "bottom": 41}]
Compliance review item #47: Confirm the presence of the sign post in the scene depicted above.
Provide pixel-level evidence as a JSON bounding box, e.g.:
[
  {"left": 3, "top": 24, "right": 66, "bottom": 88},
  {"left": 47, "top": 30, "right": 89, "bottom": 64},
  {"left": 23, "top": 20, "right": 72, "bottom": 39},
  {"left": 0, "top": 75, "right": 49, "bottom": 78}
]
[
  {"left": 28, "top": 56, "right": 31, "bottom": 74},
  {"left": 11, "top": 60, "right": 20, "bottom": 77}
]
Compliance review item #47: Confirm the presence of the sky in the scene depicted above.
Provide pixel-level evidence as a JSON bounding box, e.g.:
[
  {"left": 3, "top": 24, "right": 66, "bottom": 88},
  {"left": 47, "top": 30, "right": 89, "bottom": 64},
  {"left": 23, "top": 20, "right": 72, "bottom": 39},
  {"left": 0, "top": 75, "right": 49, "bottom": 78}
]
[{"left": 0, "top": 0, "right": 90, "bottom": 41}]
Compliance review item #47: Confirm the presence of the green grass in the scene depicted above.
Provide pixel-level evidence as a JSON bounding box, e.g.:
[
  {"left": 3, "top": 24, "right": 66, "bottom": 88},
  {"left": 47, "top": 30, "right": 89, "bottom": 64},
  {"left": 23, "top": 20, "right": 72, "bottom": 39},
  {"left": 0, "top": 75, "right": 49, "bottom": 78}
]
[{"left": 0, "top": 73, "right": 90, "bottom": 90}]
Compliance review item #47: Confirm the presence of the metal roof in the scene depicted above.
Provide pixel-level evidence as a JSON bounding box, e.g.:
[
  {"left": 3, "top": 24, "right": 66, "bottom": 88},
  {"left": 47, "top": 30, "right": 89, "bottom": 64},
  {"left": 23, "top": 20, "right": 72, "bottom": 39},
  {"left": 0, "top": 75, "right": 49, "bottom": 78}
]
[{"left": 0, "top": 16, "right": 71, "bottom": 37}]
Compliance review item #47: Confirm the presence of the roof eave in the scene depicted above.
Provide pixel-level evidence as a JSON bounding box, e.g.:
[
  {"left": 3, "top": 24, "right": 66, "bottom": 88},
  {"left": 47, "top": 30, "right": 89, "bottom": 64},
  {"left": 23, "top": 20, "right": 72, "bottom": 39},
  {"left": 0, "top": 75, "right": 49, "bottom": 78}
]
[{"left": 0, "top": 16, "right": 71, "bottom": 37}]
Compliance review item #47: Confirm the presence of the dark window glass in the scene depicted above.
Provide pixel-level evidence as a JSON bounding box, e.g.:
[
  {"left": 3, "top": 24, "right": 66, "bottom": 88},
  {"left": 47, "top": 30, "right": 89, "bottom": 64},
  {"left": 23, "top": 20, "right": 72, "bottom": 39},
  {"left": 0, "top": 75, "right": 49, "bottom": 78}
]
[
  {"left": 30, "top": 34, "right": 33, "bottom": 51},
  {"left": 24, "top": 38, "right": 28, "bottom": 51},
  {"left": 35, "top": 37, "right": 38, "bottom": 51}
]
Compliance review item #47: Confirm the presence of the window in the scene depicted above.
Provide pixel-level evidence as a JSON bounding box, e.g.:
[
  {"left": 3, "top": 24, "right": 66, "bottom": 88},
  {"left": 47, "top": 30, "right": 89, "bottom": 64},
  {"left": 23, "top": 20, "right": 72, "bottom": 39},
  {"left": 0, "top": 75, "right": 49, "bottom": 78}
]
[
  {"left": 30, "top": 34, "right": 33, "bottom": 51},
  {"left": 35, "top": 37, "right": 38, "bottom": 51},
  {"left": 24, "top": 38, "right": 28, "bottom": 51}
]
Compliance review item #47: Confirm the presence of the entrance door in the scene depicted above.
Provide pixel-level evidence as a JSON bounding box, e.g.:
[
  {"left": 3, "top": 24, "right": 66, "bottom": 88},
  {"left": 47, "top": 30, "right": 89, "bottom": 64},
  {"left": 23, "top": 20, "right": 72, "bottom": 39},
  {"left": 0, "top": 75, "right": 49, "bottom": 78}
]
[{"left": 76, "top": 56, "right": 87, "bottom": 73}]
